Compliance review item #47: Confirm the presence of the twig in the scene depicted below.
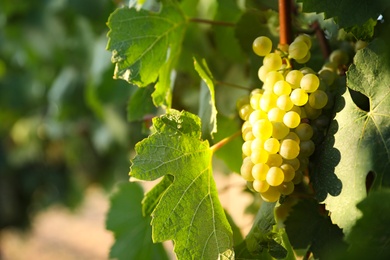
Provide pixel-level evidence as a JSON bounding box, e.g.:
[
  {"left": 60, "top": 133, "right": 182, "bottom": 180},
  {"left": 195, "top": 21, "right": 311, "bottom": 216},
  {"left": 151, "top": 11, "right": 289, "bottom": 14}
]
[
  {"left": 210, "top": 131, "right": 241, "bottom": 153},
  {"left": 279, "top": 0, "right": 293, "bottom": 45}
]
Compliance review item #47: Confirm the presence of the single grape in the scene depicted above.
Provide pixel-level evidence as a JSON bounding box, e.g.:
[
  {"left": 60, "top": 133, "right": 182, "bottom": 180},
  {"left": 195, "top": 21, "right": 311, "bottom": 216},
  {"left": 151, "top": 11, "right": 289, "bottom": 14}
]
[
  {"left": 252, "top": 119, "right": 273, "bottom": 139},
  {"left": 268, "top": 107, "right": 285, "bottom": 122},
  {"left": 238, "top": 104, "right": 253, "bottom": 120},
  {"left": 264, "top": 71, "right": 284, "bottom": 91},
  {"left": 277, "top": 95, "right": 294, "bottom": 111},
  {"left": 318, "top": 69, "right": 336, "bottom": 86},
  {"left": 303, "top": 103, "right": 322, "bottom": 120},
  {"left": 283, "top": 111, "right": 301, "bottom": 128},
  {"left": 299, "top": 140, "right": 315, "bottom": 157},
  {"left": 266, "top": 154, "right": 283, "bottom": 167},
  {"left": 355, "top": 40, "right": 368, "bottom": 51},
  {"left": 283, "top": 158, "right": 300, "bottom": 171},
  {"left": 241, "top": 157, "right": 254, "bottom": 181},
  {"left": 295, "top": 34, "right": 312, "bottom": 49},
  {"left": 251, "top": 149, "right": 269, "bottom": 164},
  {"left": 329, "top": 49, "right": 349, "bottom": 66},
  {"left": 260, "top": 186, "right": 281, "bottom": 202},
  {"left": 286, "top": 70, "right": 303, "bottom": 89},
  {"left": 258, "top": 66, "right": 271, "bottom": 82},
  {"left": 300, "top": 73, "right": 320, "bottom": 93},
  {"left": 260, "top": 91, "right": 278, "bottom": 112},
  {"left": 253, "top": 36, "right": 272, "bottom": 56},
  {"left": 251, "top": 138, "right": 265, "bottom": 152},
  {"left": 290, "top": 88, "right": 309, "bottom": 106},
  {"left": 280, "top": 164, "right": 295, "bottom": 182},
  {"left": 284, "top": 131, "right": 300, "bottom": 144},
  {"left": 271, "top": 122, "right": 290, "bottom": 140},
  {"left": 288, "top": 40, "right": 309, "bottom": 60},
  {"left": 309, "top": 90, "right": 328, "bottom": 109},
  {"left": 252, "top": 163, "right": 269, "bottom": 181},
  {"left": 266, "top": 166, "right": 285, "bottom": 186},
  {"left": 279, "top": 139, "right": 300, "bottom": 159},
  {"left": 292, "top": 170, "right": 303, "bottom": 184},
  {"left": 249, "top": 110, "right": 267, "bottom": 125},
  {"left": 242, "top": 127, "right": 254, "bottom": 141},
  {"left": 242, "top": 140, "right": 252, "bottom": 156},
  {"left": 263, "top": 53, "right": 283, "bottom": 71},
  {"left": 273, "top": 80, "right": 292, "bottom": 96},
  {"left": 300, "top": 67, "right": 316, "bottom": 75},
  {"left": 253, "top": 180, "right": 270, "bottom": 193},
  {"left": 278, "top": 181, "right": 295, "bottom": 195},
  {"left": 263, "top": 138, "right": 280, "bottom": 154},
  {"left": 294, "top": 123, "right": 313, "bottom": 141},
  {"left": 250, "top": 92, "right": 262, "bottom": 110}
]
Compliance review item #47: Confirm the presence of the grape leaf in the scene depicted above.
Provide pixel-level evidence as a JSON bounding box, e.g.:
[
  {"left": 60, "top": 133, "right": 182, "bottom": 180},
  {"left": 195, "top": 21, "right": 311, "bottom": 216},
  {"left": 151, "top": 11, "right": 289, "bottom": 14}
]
[
  {"left": 127, "top": 85, "right": 156, "bottom": 122},
  {"left": 106, "top": 0, "right": 187, "bottom": 107},
  {"left": 106, "top": 182, "right": 169, "bottom": 260},
  {"left": 297, "top": 0, "right": 389, "bottom": 28},
  {"left": 194, "top": 57, "right": 217, "bottom": 139},
  {"left": 316, "top": 38, "right": 390, "bottom": 234},
  {"left": 284, "top": 199, "right": 347, "bottom": 259},
  {"left": 130, "top": 110, "right": 234, "bottom": 259},
  {"left": 341, "top": 189, "right": 390, "bottom": 259}
]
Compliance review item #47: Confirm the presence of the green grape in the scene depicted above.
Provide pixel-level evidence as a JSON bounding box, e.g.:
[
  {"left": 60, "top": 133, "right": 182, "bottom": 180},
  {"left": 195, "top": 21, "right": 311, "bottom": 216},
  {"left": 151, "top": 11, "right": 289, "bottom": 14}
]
[
  {"left": 280, "top": 163, "right": 295, "bottom": 182},
  {"left": 309, "top": 90, "right": 328, "bottom": 109},
  {"left": 286, "top": 70, "right": 303, "bottom": 89},
  {"left": 242, "top": 140, "right": 252, "bottom": 156},
  {"left": 284, "top": 132, "right": 300, "bottom": 144},
  {"left": 303, "top": 103, "right": 322, "bottom": 120},
  {"left": 251, "top": 149, "right": 269, "bottom": 164},
  {"left": 292, "top": 170, "right": 303, "bottom": 184},
  {"left": 318, "top": 69, "right": 336, "bottom": 86},
  {"left": 300, "top": 73, "right": 320, "bottom": 93},
  {"left": 260, "top": 91, "right": 278, "bottom": 112},
  {"left": 238, "top": 104, "right": 253, "bottom": 120},
  {"left": 283, "top": 111, "right": 301, "bottom": 128},
  {"left": 355, "top": 40, "right": 368, "bottom": 51},
  {"left": 253, "top": 180, "right": 270, "bottom": 193},
  {"left": 264, "top": 71, "right": 284, "bottom": 91},
  {"left": 296, "top": 51, "right": 311, "bottom": 64},
  {"left": 266, "top": 166, "right": 285, "bottom": 186},
  {"left": 278, "top": 181, "right": 295, "bottom": 195},
  {"left": 322, "top": 61, "right": 338, "bottom": 71},
  {"left": 241, "top": 157, "right": 255, "bottom": 181},
  {"left": 279, "top": 139, "right": 300, "bottom": 159},
  {"left": 253, "top": 36, "right": 272, "bottom": 56},
  {"left": 273, "top": 80, "right": 292, "bottom": 96},
  {"left": 242, "top": 127, "right": 254, "bottom": 141},
  {"left": 290, "top": 88, "right": 308, "bottom": 106},
  {"left": 268, "top": 107, "right": 285, "bottom": 122},
  {"left": 290, "top": 105, "right": 302, "bottom": 116},
  {"left": 258, "top": 66, "right": 271, "bottom": 82},
  {"left": 312, "top": 114, "right": 330, "bottom": 130},
  {"left": 329, "top": 49, "right": 349, "bottom": 66},
  {"left": 252, "top": 119, "right": 273, "bottom": 139},
  {"left": 263, "top": 53, "right": 283, "bottom": 70},
  {"left": 298, "top": 155, "right": 309, "bottom": 171},
  {"left": 251, "top": 138, "right": 265, "bottom": 151},
  {"left": 294, "top": 123, "right": 313, "bottom": 141},
  {"left": 260, "top": 186, "right": 281, "bottom": 202},
  {"left": 288, "top": 40, "right": 309, "bottom": 60},
  {"left": 277, "top": 95, "right": 294, "bottom": 111},
  {"left": 250, "top": 92, "right": 262, "bottom": 110},
  {"left": 271, "top": 122, "right": 290, "bottom": 140},
  {"left": 299, "top": 140, "right": 315, "bottom": 157},
  {"left": 266, "top": 154, "right": 283, "bottom": 167},
  {"left": 252, "top": 163, "right": 269, "bottom": 181},
  {"left": 263, "top": 138, "right": 280, "bottom": 154},
  {"left": 249, "top": 110, "right": 267, "bottom": 125},
  {"left": 295, "top": 34, "right": 312, "bottom": 49},
  {"left": 283, "top": 158, "right": 300, "bottom": 171}
]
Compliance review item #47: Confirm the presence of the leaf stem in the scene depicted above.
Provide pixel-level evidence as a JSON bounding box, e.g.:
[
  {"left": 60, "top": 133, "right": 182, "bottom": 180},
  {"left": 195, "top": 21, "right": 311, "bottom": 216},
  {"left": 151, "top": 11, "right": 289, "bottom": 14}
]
[
  {"left": 278, "top": 0, "right": 293, "bottom": 45},
  {"left": 215, "top": 80, "right": 250, "bottom": 91},
  {"left": 210, "top": 131, "right": 241, "bottom": 153},
  {"left": 189, "top": 18, "right": 235, "bottom": 27}
]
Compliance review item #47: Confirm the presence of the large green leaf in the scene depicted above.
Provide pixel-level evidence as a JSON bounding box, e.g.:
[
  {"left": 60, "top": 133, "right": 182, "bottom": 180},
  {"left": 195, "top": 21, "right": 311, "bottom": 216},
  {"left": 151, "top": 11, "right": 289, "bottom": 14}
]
[
  {"left": 130, "top": 110, "right": 234, "bottom": 259},
  {"left": 314, "top": 38, "right": 390, "bottom": 234},
  {"left": 106, "top": 0, "right": 187, "bottom": 107},
  {"left": 106, "top": 182, "right": 169, "bottom": 260}
]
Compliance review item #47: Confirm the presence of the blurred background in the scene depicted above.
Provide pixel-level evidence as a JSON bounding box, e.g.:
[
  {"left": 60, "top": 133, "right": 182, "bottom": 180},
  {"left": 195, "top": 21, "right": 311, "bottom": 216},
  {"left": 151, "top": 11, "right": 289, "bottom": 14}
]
[{"left": 0, "top": 0, "right": 144, "bottom": 258}]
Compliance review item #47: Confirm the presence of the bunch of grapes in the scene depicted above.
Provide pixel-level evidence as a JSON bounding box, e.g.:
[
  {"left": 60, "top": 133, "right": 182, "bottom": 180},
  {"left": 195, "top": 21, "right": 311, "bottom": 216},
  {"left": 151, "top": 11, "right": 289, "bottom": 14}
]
[{"left": 238, "top": 34, "right": 343, "bottom": 203}]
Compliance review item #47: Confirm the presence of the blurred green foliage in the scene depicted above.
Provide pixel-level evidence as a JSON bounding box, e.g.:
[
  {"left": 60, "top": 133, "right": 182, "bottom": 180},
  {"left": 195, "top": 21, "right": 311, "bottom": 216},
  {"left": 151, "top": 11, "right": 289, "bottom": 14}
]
[{"left": 0, "top": 0, "right": 147, "bottom": 229}]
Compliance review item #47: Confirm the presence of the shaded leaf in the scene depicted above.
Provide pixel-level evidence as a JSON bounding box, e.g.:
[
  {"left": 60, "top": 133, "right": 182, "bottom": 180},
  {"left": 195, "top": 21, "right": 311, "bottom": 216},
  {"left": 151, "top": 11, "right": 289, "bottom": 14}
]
[
  {"left": 194, "top": 57, "right": 217, "bottom": 139},
  {"left": 106, "top": 182, "right": 169, "bottom": 260},
  {"left": 130, "top": 110, "right": 234, "bottom": 259},
  {"left": 127, "top": 85, "right": 156, "bottom": 122}
]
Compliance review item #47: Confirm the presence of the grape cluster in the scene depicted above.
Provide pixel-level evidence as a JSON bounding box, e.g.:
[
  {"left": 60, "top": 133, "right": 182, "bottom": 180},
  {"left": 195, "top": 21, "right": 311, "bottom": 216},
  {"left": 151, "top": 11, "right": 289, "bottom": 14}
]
[{"left": 239, "top": 35, "right": 336, "bottom": 202}]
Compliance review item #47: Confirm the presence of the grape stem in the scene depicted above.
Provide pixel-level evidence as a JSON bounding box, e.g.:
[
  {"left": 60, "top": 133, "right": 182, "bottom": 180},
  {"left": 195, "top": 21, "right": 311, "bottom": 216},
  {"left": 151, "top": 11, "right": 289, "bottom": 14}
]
[
  {"left": 189, "top": 18, "right": 235, "bottom": 27},
  {"left": 311, "top": 21, "right": 331, "bottom": 59},
  {"left": 278, "top": 0, "right": 293, "bottom": 45},
  {"left": 210, "top": 131, "right": 241, "bottom": 153}
]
